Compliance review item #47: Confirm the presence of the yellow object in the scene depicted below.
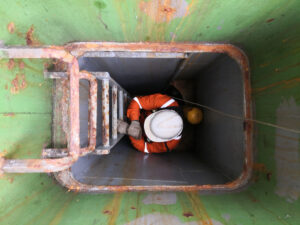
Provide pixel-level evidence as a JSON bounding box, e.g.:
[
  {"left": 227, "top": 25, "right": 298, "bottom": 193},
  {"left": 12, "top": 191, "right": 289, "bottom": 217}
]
[{"left": 184, "top": 107, "right": 203, "bottom": 124}]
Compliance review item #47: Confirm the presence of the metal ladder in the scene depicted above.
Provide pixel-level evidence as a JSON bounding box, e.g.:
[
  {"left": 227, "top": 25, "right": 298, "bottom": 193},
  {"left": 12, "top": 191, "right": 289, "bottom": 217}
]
[{"left": 43, "top": 71, "right": 130, "bottom": 158}]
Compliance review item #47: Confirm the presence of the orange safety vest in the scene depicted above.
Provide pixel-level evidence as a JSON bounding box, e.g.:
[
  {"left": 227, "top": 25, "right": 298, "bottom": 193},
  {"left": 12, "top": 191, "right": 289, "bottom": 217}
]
[{"left": 127, "top": 93, "right": 181, "bottom": 154}]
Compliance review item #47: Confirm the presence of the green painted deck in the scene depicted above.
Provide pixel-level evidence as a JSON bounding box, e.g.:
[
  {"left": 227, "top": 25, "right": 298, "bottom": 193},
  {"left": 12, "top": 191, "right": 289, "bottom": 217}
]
[{"left": 0, "top": 0, "right": 300, "bottom": 224}]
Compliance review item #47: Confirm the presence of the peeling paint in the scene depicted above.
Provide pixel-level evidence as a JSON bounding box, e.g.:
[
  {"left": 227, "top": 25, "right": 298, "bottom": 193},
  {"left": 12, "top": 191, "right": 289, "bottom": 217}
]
[
  {"left": 0, "top": 150, "right": 8, "bottom": 157},
  {"left": 124, "top": 213, "right": 223, "bottom": 225},
  {"left": 103, "top": 210, "right": 112, "bottom": 215},
  {"left": 7, "top": 22, "right": 15, "bottom": 34},
  {"left": 183, "top": 212, "right": 194, "bottom": 218},
  {"left": 275, "top": 98, "right": 300, "bottom": 202},
  {"left": 143, "top": 192, "right": 177, "bottom": 205},
  {"left": 26, "top": 25, "right": 35, "bottom": 45},
  {"left": 26, "top": 25, "right": 41, "bottom": 46},
  {"left": 18, "top": 61, "right": 25, "bottom": 70},
  {"left": 266, "top": 18, "right": 275, "bottom": 23},
  {"left": 10, "top": 73, "right": 27, "bottom": 94},
  {"left": 139, "top": 0, "right": 189, "bottom": 23},
  {"left": 7, "top": 59, "right": 15, "bottom": 70}
]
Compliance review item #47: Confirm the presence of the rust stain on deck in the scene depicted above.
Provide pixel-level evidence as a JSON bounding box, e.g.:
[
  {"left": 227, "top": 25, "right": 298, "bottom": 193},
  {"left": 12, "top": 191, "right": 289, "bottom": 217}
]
[
  {"left": 6, "top": 22, "right": 25, "bottom": 39},
  {"left": 7, "top": 59, "right": 15, "bottom": 70},
  {"left": 24, "top": 191, "right": 64, "bottom": 225},
  {"left": 183, "top": 212, "right": 194, "bottom": 217},
  {"left": 0, "top": 186, "right": 51, "bottom": 223},
  {"left": 49, "top": 194, "right": 76, "bottom": 225},
  {"left": 18, "top": 60, "right": 25, "bottom": 70},
  {"left": 26, "top": 25, "right": 41, "bottom": 46},
  {"left": 253, "top": 77, "right": 300, "bottom": 93},
  {"left": 253, "top": 163, "right": 268, "bottom": 173},
  {"left": 26, "top": 25, "right": 34, "bottom": 45},
  {"left": 247, "top": 193, "right": 259, "bottom": 203},
  {"left": 0, "top": 174, "right": 14, "bottom": 184},
  {"left": 0, "top": 150, "right": 8, "bottom": 158},
  {"left": 103, "top": 210, "right": 112, "bottom": 215},
  {"left": 139, "top": 0, "right": 189, "bottom": 23},
  {"left": 7, "top": 22, "right": 15, "bottom": 34},
  {"left": 7, "top": 177, "right": 14, "bottom": 184},
  {"left": 10, "top": 73, "right": 27, "bottom": 94},
  {"left": 3, "top": 113, "right": 15, "bottom": 117},
  {"left": 143, "top": 192, "right": 177, "bottom": 205},
  {"left": 254, "top": 62, "right": 300, "bottom": 85},
  {"left": 106, "top": 193, "right": 122, "bottom": 225},
  {"left": 186, "top": 192, "right": 213, "bottom": 225},
  {"left": 252, "top": 163, "right": 273, "bottom": 182}
]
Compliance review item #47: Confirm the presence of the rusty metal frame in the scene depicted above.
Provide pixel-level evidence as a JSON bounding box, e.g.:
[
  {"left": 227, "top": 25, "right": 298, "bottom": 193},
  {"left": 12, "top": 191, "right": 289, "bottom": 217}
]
[
  {"left": 43, "top": 71, "right": 130, "bottom": 156},
  {"left": 0, "top": 47, "right": 80, "bottom": 173},
  {"left": 58, "top": 42, "right": 252, "bottom": 193},
  {"left": 0, "top": 43, "right": 253, "bottom": 193},
  {"left": 0, "top": 48, "right": 97, "bottom": 173},
  {"left": 41, "top": 71, "right": 98, "bottom": 159},
  {"left": 78, "top": 71, "right": 98, "bottom": 155}
]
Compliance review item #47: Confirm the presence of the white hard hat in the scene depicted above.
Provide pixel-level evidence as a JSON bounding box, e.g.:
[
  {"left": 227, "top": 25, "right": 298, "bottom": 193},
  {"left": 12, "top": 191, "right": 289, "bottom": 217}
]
[{"left": 144, "top": 110, "right": 183, "bottom": 142}]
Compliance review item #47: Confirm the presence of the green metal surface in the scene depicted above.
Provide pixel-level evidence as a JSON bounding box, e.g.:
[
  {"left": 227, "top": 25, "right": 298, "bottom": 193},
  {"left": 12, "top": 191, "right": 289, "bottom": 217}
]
[{"left": 0, "top": 0, "right": 300, "bottom": 224}]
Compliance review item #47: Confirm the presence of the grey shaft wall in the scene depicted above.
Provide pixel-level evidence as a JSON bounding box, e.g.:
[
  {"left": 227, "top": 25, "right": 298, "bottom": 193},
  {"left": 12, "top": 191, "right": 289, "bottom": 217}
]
[
  {"left": 77, "top": 54, "right": 246, "bottom": 182},
  {"left": 79, "top": 57, "right": 182, "bottom": 95},
  {"left": 196, "top": 55, "right": 245, "bottom": 180}
]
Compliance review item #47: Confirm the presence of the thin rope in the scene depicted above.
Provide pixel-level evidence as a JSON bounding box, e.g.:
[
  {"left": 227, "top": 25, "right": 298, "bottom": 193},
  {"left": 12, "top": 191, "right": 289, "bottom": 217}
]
[{"left": 171, "top": 96, "right": 300, "bottom": 134}]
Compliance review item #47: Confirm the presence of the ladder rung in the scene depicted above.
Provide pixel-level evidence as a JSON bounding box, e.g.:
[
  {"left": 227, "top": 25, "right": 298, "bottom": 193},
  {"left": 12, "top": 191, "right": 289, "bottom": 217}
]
[
  {"left": 102, "top": 79, "right": 110, "bottom": 147},
  {"left": 118, "top": 90, "right": 124, "bottom": 120},
  {"left": 112, "top": 85, "right": 118, "bottom": 140}
]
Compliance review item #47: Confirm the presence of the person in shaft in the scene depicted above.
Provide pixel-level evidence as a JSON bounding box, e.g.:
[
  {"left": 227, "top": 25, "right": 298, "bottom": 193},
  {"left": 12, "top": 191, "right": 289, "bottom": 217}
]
[{"left": 118, "top": 93, "right": 183, "bottom": 153}]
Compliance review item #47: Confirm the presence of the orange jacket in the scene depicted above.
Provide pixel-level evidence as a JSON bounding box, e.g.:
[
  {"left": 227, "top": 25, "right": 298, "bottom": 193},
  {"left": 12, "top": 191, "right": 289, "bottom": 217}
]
[{"left": 127, "top": 93, "right": 181, "bottom": 153}]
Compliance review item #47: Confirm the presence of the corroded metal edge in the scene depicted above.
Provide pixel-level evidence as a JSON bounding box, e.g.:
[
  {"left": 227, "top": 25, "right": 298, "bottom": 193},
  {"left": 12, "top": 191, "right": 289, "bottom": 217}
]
[
  {"left": 78, "top": 71, "right": 98, "bottom": 155},
  {"left": 54, "top": 42, "right": 253, "bottom": 192}
]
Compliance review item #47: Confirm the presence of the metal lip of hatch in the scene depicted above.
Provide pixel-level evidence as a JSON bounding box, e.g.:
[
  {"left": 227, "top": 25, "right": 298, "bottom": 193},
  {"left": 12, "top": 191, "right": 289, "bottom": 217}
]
[
  {"left": 0, "top": 42, "right": 252, "bottom": 193},
  {"left": 60, "top": 42, "right": 253, "bottom": 193}
]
